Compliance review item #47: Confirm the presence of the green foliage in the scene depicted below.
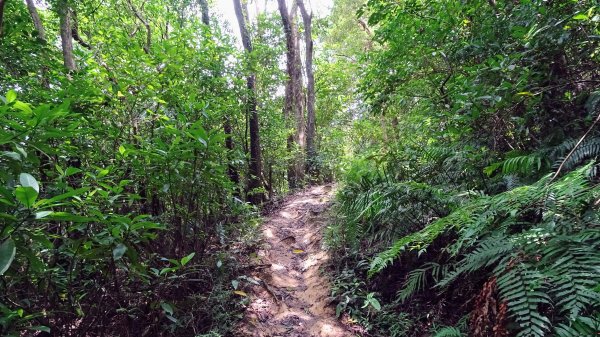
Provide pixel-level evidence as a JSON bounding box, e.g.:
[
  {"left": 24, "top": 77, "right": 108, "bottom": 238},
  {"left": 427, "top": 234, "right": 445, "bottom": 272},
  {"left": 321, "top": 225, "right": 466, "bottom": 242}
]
[
  {"left": 327, "top": 0, "right": 600, "bottom": 336},
  {"left": 431, "top": 326, "right": 465, "bottom": 337}
]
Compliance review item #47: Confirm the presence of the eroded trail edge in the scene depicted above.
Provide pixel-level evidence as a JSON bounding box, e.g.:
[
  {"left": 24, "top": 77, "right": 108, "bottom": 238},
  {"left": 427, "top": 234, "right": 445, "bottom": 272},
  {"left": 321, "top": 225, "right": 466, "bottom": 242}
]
[{"left": 238, "top": 185, "right": 352, "bottom": 337}]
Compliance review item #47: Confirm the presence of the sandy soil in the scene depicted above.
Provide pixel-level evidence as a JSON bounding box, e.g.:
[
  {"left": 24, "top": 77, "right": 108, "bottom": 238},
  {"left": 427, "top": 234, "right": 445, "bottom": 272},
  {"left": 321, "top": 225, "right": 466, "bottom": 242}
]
[{"left": 237, "top": 185, "right": 354, "bottom": 337}]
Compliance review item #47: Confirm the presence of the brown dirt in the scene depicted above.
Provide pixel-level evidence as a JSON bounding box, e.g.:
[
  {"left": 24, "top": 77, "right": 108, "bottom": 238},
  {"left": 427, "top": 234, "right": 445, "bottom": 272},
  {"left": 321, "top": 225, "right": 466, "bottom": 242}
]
[{"left": 237, "top": 185, "right": 354, "bottom": 337}]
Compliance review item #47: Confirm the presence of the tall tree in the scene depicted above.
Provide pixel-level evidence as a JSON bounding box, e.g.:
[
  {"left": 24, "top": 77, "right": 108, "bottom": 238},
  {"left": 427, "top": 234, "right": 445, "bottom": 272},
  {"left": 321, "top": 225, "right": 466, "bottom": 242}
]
[
  {"left": 25, "top": 0, "right": 45, "bottom": 41},
  {"left": 233, "top": 0, "right": 263, "bottom": 204},
  {"left": 58, "top": 0, "right": 76, "bottom": 71},
  {"left": 277, "top": 0, "right": 305, "bottom": 188},
  {"left": 0, "top": 0, "right": 7, "bottom": 37},
  {"left": 297, "top": 0, "right": 316, "bottom": 176},
  {"left": 198, "top": 0, "right": 209, "bottom": 26}
]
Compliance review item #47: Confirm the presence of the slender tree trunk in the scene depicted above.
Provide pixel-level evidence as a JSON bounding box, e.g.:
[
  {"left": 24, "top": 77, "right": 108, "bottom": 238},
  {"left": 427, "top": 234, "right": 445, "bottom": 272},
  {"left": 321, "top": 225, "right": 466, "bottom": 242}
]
[
  {"left": 278, "top": 0, "right": 305, "bottom": 189},
  {"left": 0, "top": 0, "right": 6, "bottom": 37},
  {"left": 25, "top": 0, "right": 45, "bottom": 41},
  {"left": 198, "top": 0, "right": 209, "bottom": 26},
  {"left": 233, "top": 0, "right": 263, "bottom": 204},
  {"left": 58, "top": 0, "right": 76, "bottom": 71},
  {"left": 297, "top": 0, "right": 316, "bottom": 178},
  {"left": 291, "top": 2, "right": 305, "bottom": 186}
]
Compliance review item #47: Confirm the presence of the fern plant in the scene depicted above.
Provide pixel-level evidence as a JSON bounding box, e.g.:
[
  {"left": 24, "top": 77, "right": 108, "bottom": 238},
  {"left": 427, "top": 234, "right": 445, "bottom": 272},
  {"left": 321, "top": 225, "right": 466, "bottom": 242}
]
[{"left": 369, "top": 163, "right": 600, "bottom": 336}]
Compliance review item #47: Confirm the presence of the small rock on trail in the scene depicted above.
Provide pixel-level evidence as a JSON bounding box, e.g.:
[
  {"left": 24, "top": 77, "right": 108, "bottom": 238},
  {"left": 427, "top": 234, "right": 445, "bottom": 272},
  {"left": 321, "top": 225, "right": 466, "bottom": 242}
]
[{"left": 237, "top": 185, "right": 354, "bottom": 337}]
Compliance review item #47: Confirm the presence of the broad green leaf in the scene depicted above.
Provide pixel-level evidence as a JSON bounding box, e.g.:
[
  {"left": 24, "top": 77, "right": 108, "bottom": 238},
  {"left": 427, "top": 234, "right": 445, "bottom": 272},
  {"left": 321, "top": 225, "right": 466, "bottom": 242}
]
[
  {"left": 369, "top": 298, "right": 381, "bottom": 311},
  {"left": 2, "top": 151, "right": 21, "bottom": 161},
  {"left": 180, "top": 252, "right": 195, "bottom": 266},
  {"left": 19, "top": 173, "right": 39, "bottom": 193},
  {"left": 6, "top": 90, "right": 16, "bottom": 103},
  {"left": 14, "top": 101, "right": 32, "bottom": 114},
  {"left": 15, "top": 186, "right": 38, "bottom": 208},
  {"left": 573, "top": 13, "right": 588, "bottom": 20},
  {"left": 0, "top": 238, "right": 16, "bottom": 275},
  {"left": 65, "top": 167, "right": 82, "bottom": 177},
  {"left": 160, "top": 302, "right": 174, "bottom": 315},
  {"left": 112, "top": 243, "right": 127, "bottom": 260}
]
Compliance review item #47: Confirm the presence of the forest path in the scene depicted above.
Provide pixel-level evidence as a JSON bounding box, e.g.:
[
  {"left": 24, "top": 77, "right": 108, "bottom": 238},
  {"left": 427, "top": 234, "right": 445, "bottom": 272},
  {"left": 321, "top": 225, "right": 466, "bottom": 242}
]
[{"left": 238, "top": 185, "right": 353, "bottom": 337}]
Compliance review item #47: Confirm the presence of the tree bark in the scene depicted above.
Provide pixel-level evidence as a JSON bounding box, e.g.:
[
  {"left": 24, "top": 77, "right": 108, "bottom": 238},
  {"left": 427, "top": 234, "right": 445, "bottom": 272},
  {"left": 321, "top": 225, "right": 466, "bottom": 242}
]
[
  {"left": 198, "top": 0, "right": 209, "bottom": 26},
  {"left": 24, "top": 0, "right": 45, "bottom": 41},
  {"left": 277, "top": 0, "right": 305, "bottom": 188},
  {"left": 71, "top": 10, "right": 91, "bottom": 49},
  {"left": 0, "top": 0, "right": 6, "bottom": 37},
  {"left": 233, "top": 0, "right": 263, "bottom": 204},
  {"left": 297, "top": 0, "right": 316, "bottom": 177},
  {"left": 58, "top": 0, "right": 76, "bottom": 71}
]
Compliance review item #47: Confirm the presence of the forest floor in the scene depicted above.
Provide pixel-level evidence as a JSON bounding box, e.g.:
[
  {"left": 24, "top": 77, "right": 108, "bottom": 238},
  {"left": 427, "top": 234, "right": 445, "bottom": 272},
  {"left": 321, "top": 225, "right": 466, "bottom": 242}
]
[{"left": 237, "top": 185, "right": 354, "bottom": 337}]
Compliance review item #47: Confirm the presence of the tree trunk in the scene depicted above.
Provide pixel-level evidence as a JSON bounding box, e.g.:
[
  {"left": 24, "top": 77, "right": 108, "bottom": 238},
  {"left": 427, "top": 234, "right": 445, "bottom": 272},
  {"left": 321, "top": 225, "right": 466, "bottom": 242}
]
[
  {"left": 0, "top": 0, "right": 6, "bottom": 37},
  {"left": 25, "top": 0, "right": 45, "bottom": 41},
  {"left": 58, "top": 0, "right": 76, "bottom": 71},
  {"left": 278, "top": 0, "right": 305, "bottom": 189},
  {"left": 297, "top": 0, "right": 316, "bottom": 177},
  {"left": 233, "top": 0, "right": 263, "bottom": 204},
  {"left": 198, "top": 0, "right": 209, "bottom": 26}
]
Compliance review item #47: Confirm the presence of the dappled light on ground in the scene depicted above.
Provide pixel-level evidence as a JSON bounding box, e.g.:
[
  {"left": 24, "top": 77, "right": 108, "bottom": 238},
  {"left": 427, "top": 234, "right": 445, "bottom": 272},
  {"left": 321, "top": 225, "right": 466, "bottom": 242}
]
[{"left": 238, "top": 185, "right": 352, "bottom": 337}]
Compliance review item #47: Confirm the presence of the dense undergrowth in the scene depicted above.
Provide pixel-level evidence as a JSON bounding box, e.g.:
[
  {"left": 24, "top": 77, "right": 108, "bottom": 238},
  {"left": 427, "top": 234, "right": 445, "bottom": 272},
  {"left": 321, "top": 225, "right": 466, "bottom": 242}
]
[
  {"left": 2, "top": 0, "right": 600, "bottom": 336},
  {"left": 326, "top": 0, "right": 600, "bottom": 336},
  {"left": 0, "top": 0, "right": 305, "bottom": 335}
]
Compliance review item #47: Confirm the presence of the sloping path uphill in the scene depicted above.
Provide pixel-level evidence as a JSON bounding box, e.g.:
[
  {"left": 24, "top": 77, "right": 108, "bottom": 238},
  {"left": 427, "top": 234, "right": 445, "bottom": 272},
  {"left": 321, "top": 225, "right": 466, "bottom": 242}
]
[{"left": 238, "top": 185, "right": 354, "bottom": 337}]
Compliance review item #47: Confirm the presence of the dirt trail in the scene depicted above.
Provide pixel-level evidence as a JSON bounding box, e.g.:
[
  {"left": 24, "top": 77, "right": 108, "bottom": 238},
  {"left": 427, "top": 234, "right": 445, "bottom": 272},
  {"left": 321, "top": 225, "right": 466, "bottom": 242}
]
[{"left": 238, "top": 185, "right": 353, "bottom": 337}]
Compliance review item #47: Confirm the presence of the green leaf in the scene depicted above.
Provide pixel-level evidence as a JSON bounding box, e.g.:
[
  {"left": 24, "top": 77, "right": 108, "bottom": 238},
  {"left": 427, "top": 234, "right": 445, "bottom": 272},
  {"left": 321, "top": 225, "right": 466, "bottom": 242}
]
[
  {"left": 44, "top": 211, "right": 93, "bottom": 222},
  {"left": 160, "top": 302, "right": 174, "bottom": 315},
  {"left": 2, "top": 151, "right": 22, "bottom": 161},
  {"left": 14, "top": 101, "right": 32, "bottom": 114},
  {"left": 65, "top": 167, "right": 82, "bottom": 177},
  {"left": 35, "top": 211, "right": 54, "bottom": 219},
  {"left": 369, "top": 297, "right": 381, "bottom": 311},
  {"left": 28, "top": 326, "right": 51, "bottom": 333},
  {"left": 572, "top": 13, "right": 589, "bottom": 20},
  {"left": 19, "top": 173, "right": 39, "bottom": 193},
  {"left": 15, "top": 145, "right": 27, "bottom": 158},
  {"left": 15, "top": 186, "right": 38, "bottom": 208},
  {"left": 35, "top": 187, "right": 90, "bottom": 207},
  {"left": 6, "top": 90, "right": 16, "bottom": 103},
  {"left": 180, "top": 252, "right": 195, "bottom": 266},
  {"left": 0, "top": 238, "right": 16, "bottom": 275},
  {"left": 112, "top": 244, "right": 127, "bottom": 260}
]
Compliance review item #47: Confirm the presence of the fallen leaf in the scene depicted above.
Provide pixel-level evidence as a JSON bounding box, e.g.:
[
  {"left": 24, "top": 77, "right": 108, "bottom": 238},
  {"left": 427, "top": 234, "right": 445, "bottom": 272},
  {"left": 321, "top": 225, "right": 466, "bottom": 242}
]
[
  {"left": 293, "top": 249, "right": 304, "bottom": 254},
  {"left": 234, "top": 290, "right": 248, "bottom": 297}
]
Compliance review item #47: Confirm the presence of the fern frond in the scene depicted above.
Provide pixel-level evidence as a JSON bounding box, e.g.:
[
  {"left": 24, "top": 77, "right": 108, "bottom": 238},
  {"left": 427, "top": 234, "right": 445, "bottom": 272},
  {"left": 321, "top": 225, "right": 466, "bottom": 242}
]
[
  {"left": 397, "top": 262, "right": 446, "bottom": 302},
  {"left": 496, "top": 263, "right": 551, "bottom": 337},
  {"left": 431, "top": 326, "right": 465, "bottom": 337},
  {"left": 437, "top": 236, "right": 513, "bottom": 288}
]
